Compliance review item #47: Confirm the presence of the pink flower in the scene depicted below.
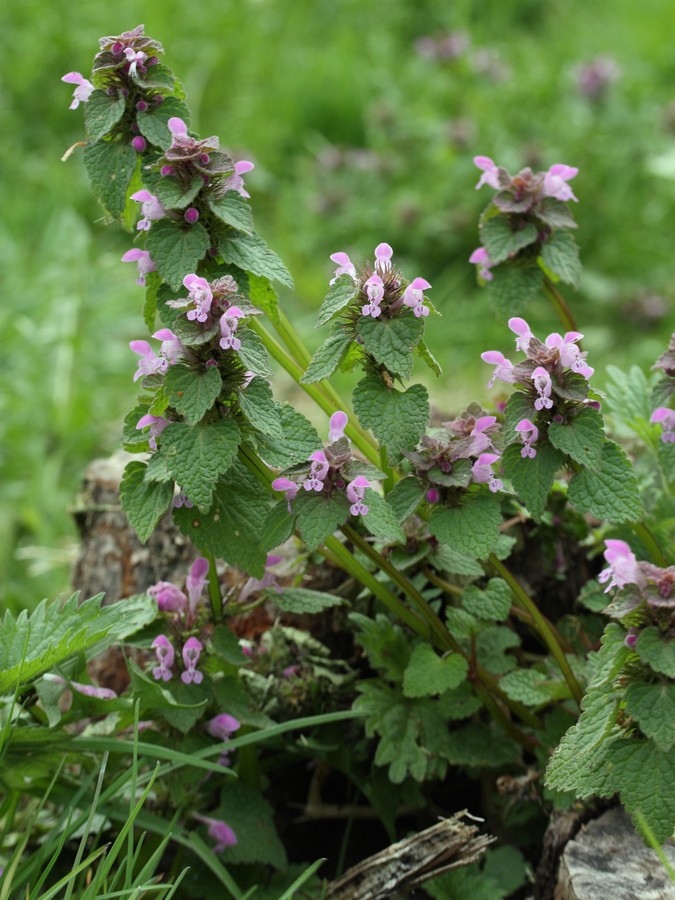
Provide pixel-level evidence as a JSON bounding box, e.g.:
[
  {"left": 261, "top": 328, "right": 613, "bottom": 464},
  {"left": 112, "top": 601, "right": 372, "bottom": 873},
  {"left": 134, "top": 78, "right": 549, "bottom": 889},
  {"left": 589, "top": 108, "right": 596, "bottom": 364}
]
[
  {"left": 473, "top": 155, "right": 502, "bottom": 190},
  {"left": 328, "top": 410, "right": 349, "bottom": 443},
  {"left": 129, "top": 329, "right": 182, "bottom": 381},
  {"left": 515, "top": 418, "right": 539, "bottom": 458},
  {"left": 219, "top": 307, "right": 245, "bottom": 351},
  {"left": 508, "top": 317, "right": 535, "bottom": 353},
  {"left": 62, "top": 72, "right": 94, "bottom": 109},
  {"left": 184, "top": 274, "right": 213, "bottom": 323},
  {"left": 532, "top": 366, "right": 554, "bottom": 411},
  {"left": 481, "top": 350, "right": 517, "bottom": 388},
  {"left": 374, "top": 243, "right": 393, "bottom": 274},
  {"left": 124, "top": 47, "right": 148, "bottom": 77},
  {"left": 542, "top": 164, "right": 579, "bottom": 202},
  {"left": 347, "top": 476, "right": 370, "bottom": 516},
  {"left": 426, "top": 487, "right": 440, "bottom": 504},
  {"left": 168, "top": 117, "right": 188, "bottom": 137},
  {"left": 137, "top": 414, "right": 172, "bottom": 449},
  {"left": 471, "top": 452, "right": 503, "bottom": 493},
  {"left": 329, "top": 251, "right": 357, "bottom": 285},
  {"left": 147, "top": 581, "right": 187, "bottom": 613},
  {"left": 151, "top": 635, "right": 175, "bottom": 681},
  {"left": 121, "top": 248, "right": 157, "bottom": 286},
  {"left": 195, "top": 816, "right": 237, "bottom": 853},
  {"left": 131, "top": 190, "right": 166, "bottom": 231},
  {"left": 303, "top": 450, "right": 330, "bottom": 492},
  {"left": 545, "top": 331, "right": 594, "bottom": 379},
  {"left": 186, "top": 557, "right": 209, "bottom": 621},
  {"left": 469, "top": 246, "right": 495, "bottom": 281},
  {"left": 222, "top": 160, "right": 255, "bottom": 198},
  {"left": 467, "top": 415, "right": 498, "bottom": 455},
  {"left": 272, "top": 476, "right": 299, "bottom": 510},
  {"left": 651, "top": 407, "right": 675, "bottom": 443},
  {"left": 181, "top": 637, "right": 204, "bottom": 685},
  {"left": 402, "top": 277, "right": 431, "bottom": 318},
  {"left": 208, "top": 714, "right": 241, "bottom": 740},
  {"left": 43, "top": 674, "right": 117, "bottom": 700},
  {"left": 361, "top": 274, "right": 384, "bottom": 318},
  {"left": 598, "top": 539, "right": 640, "bottom": 593}
]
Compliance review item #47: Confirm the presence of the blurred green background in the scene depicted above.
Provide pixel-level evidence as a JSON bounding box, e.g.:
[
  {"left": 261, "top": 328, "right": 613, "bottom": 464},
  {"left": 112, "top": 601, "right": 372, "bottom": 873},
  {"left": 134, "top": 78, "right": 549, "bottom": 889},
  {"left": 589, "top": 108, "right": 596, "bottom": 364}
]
[{"left": 2, "top": 0, "right": 674, "bottom": 610}]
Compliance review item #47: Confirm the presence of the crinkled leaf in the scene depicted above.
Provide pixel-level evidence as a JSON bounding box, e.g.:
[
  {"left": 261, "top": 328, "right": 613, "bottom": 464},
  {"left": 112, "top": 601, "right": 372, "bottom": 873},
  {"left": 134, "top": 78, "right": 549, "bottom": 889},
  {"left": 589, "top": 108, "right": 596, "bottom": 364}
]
[
  {"left": 503, "top": 391, "right": 534, "bottom": 439},
  {"left": 385, "top": 477, "right": 425, "bottom": 522},
  {"left": 123, "top": 403, "right": 151, "bottom": 452},
  {"left": 146, "top": 219, "right": 210, "bottom": 290},
  {"left": 350, "top": 612, "right": 411, "bottom": 682},
  {"left": 481, "top": 216, "right": 538, "bottom": 265},
  {"left": 133, "top": 63, "right": 175, "bottom": 92},
  {"left": 635, "top": 627, "right": 675, "bottom": 678},
  {"left": 361, "top": 489, "right": 406, "bottom": 544},
  {"left": 120, "top": 460, "right": 174, "bottom": 543},
  {"left": 551, "top": 371, "right": 589, "bottom": 402},
  {"left": 164, "top": 364, "right": 222, "bottom": 425},
  {"left": 260, "top": 499, "right": 295, "bottom": 551},
  {"left": 210, "top": 626, "right": 248, "bottom": 666},
  {"left": 487, "top": 262, "right": 544, "bottom": 317},
  {"left": 214, "top": 781, "right": 287, "bottom": 868},
  {"left": 445, "top": 607, "right": 483, "bottom": 639},
  {"left": 301, "top": 332, "right": 353, "bottom": 384},
  {"left": 437, "top": 682, "right": 483, "bottom": 720},
  {"left": 610, "top": 738, "right": 675, "bottom": 842},
  {"left": 238, "top": 376, "right": 283, "bottom": 440},
  {"left": 415, "top": 339, "right": 442, "bottom": 377},
  {"left": 403, "top": 644, "right": 468, "bottom": 698},
  {"left": 208, "top": 191, "right": 254, "bottom": 235},
  {"left": 500, "top": 669, "right": 556, "bottom": 707},
  {"left": 441, "top": 722, "right": 522, "bottom": 767},
  {"left": 152, "top": 174, "right": 203, "bottom": 210},
  {"left": 247, "top": 274, "right": 280, "bottom": 326},
  {"left": 315, "top": 276, "right": 357, "bottom": 327},
  {"left": 502, "top": 442, "right": 564, "bottom": 521},
  {"left": 476, "top": 625, "right": 520, "bottom": 674},
  {"left": 605, "top": 364, "right": 660, "bottom": 431},
  {"left": 568, "top": 440, "right": 643, "bottom": 524},
  {"left": 353, "top": 375, "right": 429, "bottom": 460},
  {"left": 536, "top": 198, "right": 578, "bottom": 229},
  {"left": 624, "top": 680, "right": 675, "bottom": 750},
  {"left": 540, "top": 230, "right": 581, "bottom": 288},
  {"left": 428, "top": 459, "right": 472, "bottom": 488},
  {"left": 162, "top": 419, "right": 241, "bottom": 511},
  {"left": 434, "top": 544, "right": 485, "bottom": 577},
  {"left": 170, "top": 316, "right": 219, "bottom": 347},
  {"left": 137, "top": 97, "right": 190, "bottom": 150},
  {"left": 357, "top": 315, "right": 424, "bottom": 379},
  {"left": 272, "top": 588, "right": 344, "bottom": 614},
  {"left": 293, "top": 490, "right": 350, "bottom": 551},
  {"left": 236, "top": 329, "right": 273, "bottom": 377},
  {"left": 143, "top": 270, "right": 161, "bottom": 330},
  {"left": 429, "top": 490, "right": 502, "bottom": 559},
  {"left": 257, "top": 404, "right": 321, "bottom": 468},
  {"left": 549, "top": 407, "right": 605, "bottom": 467},
  {"left": 219, "top": 232, "right": 293, "bottom": 288},
  {"left": 83, "top": 89, "right": 125, "bottom": 143},
  {"left": 462, "top": 579, "right": 511, "bottom": 621},
  {"left": 84, "top": 140, "right": 137, "bottom": 219}
]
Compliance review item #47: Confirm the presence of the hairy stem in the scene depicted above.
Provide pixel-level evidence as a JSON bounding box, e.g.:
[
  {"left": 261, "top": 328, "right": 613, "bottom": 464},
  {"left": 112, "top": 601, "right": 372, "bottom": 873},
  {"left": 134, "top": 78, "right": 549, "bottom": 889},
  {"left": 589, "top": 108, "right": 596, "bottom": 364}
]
[{"left": 543, "top": 277, "right": 579, "bottom": 334}]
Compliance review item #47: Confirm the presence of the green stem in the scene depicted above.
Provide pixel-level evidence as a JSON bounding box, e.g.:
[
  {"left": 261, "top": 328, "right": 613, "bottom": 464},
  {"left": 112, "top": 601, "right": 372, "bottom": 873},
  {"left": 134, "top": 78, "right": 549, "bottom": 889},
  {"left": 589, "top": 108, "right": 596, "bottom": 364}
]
[
  {"left": 488, "top": 554, "right": 584, "bottom": 707},
  {"left": 472, "top": 682, "right": 539, "bottom": 751},
  {"left": 423, "top": 568, "right": 464, "bottom": 597},
  {"left": 203, "top": 550, "right": 223, "bottom": 621},
  {"left": 632, "top": 520, "right": 668, "bottom": 567},
  {"left": 543, "top": 277, "right": 579, "bottom": 334}
]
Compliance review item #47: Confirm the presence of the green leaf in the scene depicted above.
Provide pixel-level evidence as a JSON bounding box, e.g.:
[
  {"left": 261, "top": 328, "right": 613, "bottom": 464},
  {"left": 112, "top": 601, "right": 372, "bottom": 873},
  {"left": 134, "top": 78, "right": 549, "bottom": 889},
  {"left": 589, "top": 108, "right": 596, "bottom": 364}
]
[
  {"left": 536, "top": 198, "right": 578, "bottom": 229},
  {"left": 133, "top": 63, "right": 176, "bottom": 92},
  {"left": 136, "top": 97, "right": 190, "bottom": 150},
  {"left": 247, "top": 274, "right": 280, "bottom": 326},
  {"left": 549, "top": 407, "right": 605, "bottom": 467},
  {"left": 353, "top": 375, "right": 429, "bottom": 460},
  {"left": 0, "top": 593, "right": 156, "bottom": 694},
  {"left": 84, "top": 140, "right": 137, "bottom": 219},
  {"left": 350, "top": 613, "right": 411, "bottom": 682},
  {"left": 361, "top": 489, "right": 406, "bottom": 543},
  {"left": 356, "top": 315, "right": 424, "bottom": 379},
  {"left": 272, "top": 588, "right": 344, "bottom": 614},
  {"left": 487, "top": 262, "right": 544, "bottom": 317},
  {"left": 462, "top": 579, "right": 511, "bottom": 621},
  {"left": 385, "top": 477, "right": 425, "bottom": 522},
  {"left": 120, "top": 461, "right": 174, "bottom": 543},
  {"left": 429, "top": 490, "right": 502, "bottom": 559},
  {"left": 504, "top": 392, "right": 534, "bottom": 438},
  {"left": 260, "top": 500, "right": 295, "bottom": 551},
  {"left": 481, "top": 216, "right": 538, "bottom": 265},
  {"left": 174, "top": 463, "right": 271, "bottom": 577},
  {"left": 610, "top": 738, "right": 675, "bottom": 842},
  {"left": 540, "top": 230, "right": 581, "bottom": 288},
  {"left": 568, "top": 440, "right": 643, "bottom": 524},
  {"left": 236, "top": 329, "right": 274, "bottom": 377},
  {"left": 256, "top": 404, "right": 321, "bottom": 468},
  {"left": 441, "top": 722, "right": 521, "bottom": 767},
  {"left": 502, "top": 442, "right": 564, "bottom": 521},
  {"left": 476, "top": 625, "right": 520, "bottom": 674},
  {"left": 434, "top": 544, "right": 485, "bottom": 577},
  {"left": 219, "top": 232, "right": 293, "bottom": 288},
  {"left": 83, "top": 89, "right": 125, "bottom": 143},
  {"left": 415, "top": 339, "right": 442, "bottom": 377},
  {"left": 315, "top": 276, "right": 357, "bottom": 327},
  {"left": 624, "top": 681, "right": 675, "bottom": 750},
  {"left": 146, "top": 219, "right": 211, "bottom": 290},
  {"left": 143, "top": 270, "right": 161, "bottom": 330},
  {"left": 152, "top": 174, "right": 203, "bottom": 210},
  {"left": 127, "top": 659, "right": 208, "bottom": 734},
  {"left": 635, "top": 627, "right": 675, "bottom": 678},
  {"left": 293, "top": 490, "right": 350, "bottom": 551},
  {"left": 403, "top": 644, "right": 468, "bottom": 698},
  {"left": 500, "top": 669, "right": 555, "bottom": 707},
  {"left": 164, "top": 364, "right": 222, "bottom": 425},
  {"left": 208, "top": 191, "right": 254, "bottom": 235},
  {"left": 162, "top": 419, "right": 241, "bottom": 511},
  {"left": 605, "top": 364, "right": 659, "bottom": 432},
  {"left": 301, "top": 332, "right": 353, "bottom": 384},
  {"left": 238, "top": 377, "right": 283, "bottom": 440},
  {"left": 437, "top": 682, "right": 483, "bottom": 720},
  {"left": 210, "top": 626, "right": 248, "bottom": 666},
  {"left": 215, "top": 781, "right": 287, "bottom": 868}
]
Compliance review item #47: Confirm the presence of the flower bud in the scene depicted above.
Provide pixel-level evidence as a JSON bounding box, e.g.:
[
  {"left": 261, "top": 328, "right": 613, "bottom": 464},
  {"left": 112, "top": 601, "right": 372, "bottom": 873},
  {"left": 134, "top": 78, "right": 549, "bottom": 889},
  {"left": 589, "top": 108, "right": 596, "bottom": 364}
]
[
  {"left": 111, "top": 41, "right": 124, "bottom": 56},
  {"left": 426, "top": 488, "right": 440, "bottom": 504},
  {"left": 146, "top": 56, "right": 159, "bottom": 67},
  {"left": 152, "top": 95, "right": 165, "bottom": 107},
  {"left": 184, "top": 207, "right": 200, "bottom": 225},
  {"left": 160, "top": 165, "right": 175, "bottom": 176},
  {"left": 131, "top": 136, "right": 147, "bottom": 152},
  {"left": 200, "top": 153, "right": 210, "bottom": 165},
  {"left": 130, "top": 122, "right": 140, "bottom": 134},
  {"left": 136, "top": 100, "right": 149, "bottom": 112}
]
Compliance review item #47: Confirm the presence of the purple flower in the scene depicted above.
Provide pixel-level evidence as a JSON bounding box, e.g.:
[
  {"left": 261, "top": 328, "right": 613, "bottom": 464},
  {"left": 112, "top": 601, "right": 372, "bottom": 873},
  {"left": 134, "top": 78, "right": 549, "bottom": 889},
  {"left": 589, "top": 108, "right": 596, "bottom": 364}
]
[
  {"left": 186, "top": 557, "right": 209, "bottom": 621},
  {"left": 168, "top": 116, "right": 188, "bottom": 137},
  {"left": 151, "top": 635, "right": 175, "bottom": 681},
  {"left": 183, "top": 274, "right": 213, "bottom": 322},
  {"left": 172, "top": 491, "right": 194, "bottom": 509},
  {"left": 208, "top": 714, "right": 241, "bottom": 741},
  {"left": 121, "top": 248, "right": 157, "bottom": 286},
  {"left": 272, "top": 477, "right": 300, "bottom": 511},
  {"left": 624, "top": 627, "right": 639, "bottom": 649},
  {"left": 467, "top": 415, "right": 498, "bottom": 455},
  {"left": 651, "top": 407, "right": 675, "bottom": 443},
  {"left": 469, "top": 246, "right": 495, "bottom": 281},
  {"left": 148, "top": 581, "right": 187, "bottom": 613},
  {"left": 197, "top": 816, "right": 237, "bottom": 853},
  {"left": 426, "top": 487, "right": 440, "bottom": 504},
  {"left": 184, "top": 207, "right": 200, "bottom": 224},
  {"left": 361, "top": 274, "right": 384, "bottom": 318},
  {"left": 575, "top": 56, "right": 620, "bottom": 99},
  {"left": 131, "top": 190, "right": 166, "bottom": 231},
  {"left": 44, "top": 674, "right": 117, "bottom": 700},
  {"left": 154, "top": 328, "right": 183, "bottom": 364},
  {"left": 328, "top": 410, "right": 349, "bottom": 443},
  {"left": 471, "top": 452, "right": 503, "bottom": 493},
  {"left": 473, "top": 155, "right": 502, "bottom": 190},
  {"left": 545, "top": 331, "right": 594, "bottom": 379},
  {"left": 181, "top": 637, "right": 204, "bottom": 684},
  {"left": 598, "top": 539, "right": 640, "bottom": 593},
  {"left": 329, "top": 251, "right": 357, "bottom": 285},
  {"left": 129, "top": 329, "right": 182, "bottom": 381},
  {"left": 61, "top": 72, "right": 94, "bottom": 109},
  {"left": 402, "top": 277, "right": 431, "bottom": 318},
  {"left": 481, "top": 350, "right": 517, "bottom": 388},
  {"left": 303, "top": 450, "right": 330, "bottom": 492},
  {"left": 219, "top": 307, "right": 245, "bottom": 351},
  {"left": 515, "top": 418, "right": 539, "bottom": 458},
  {"left": 508, "top": 317, "right": 534, "bottom": 353},
  {"left": 374, "top": 242, "right": 394, "bottom": 275},
  {"left": 542, "top": 164, "right": 579, "bottom": 202},
  {"left": 124, "top": 47, "right": 148, "bottom": 77},
  {"left": 346, "top": 476, "right": 370, "bottom": 516},
  {"left": 532, "top": 366, "right": 554, "bottom": 411},
  {"left": 137, "top": 413, "right": 172, "bottom": 449},
  {"left": 222, "top": 160, "right": 255, "bottom": 198},
  {"left": 131, "top": 136, "right": 147, "bottom": 153}
]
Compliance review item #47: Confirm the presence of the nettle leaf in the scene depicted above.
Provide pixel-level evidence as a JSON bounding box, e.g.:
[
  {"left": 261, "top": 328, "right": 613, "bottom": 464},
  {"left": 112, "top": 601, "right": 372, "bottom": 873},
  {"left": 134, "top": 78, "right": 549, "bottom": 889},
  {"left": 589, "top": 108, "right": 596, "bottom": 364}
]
[
  {"left": 247, "top": 274, "right": 280, "bottom": 326},
  {"left": 260, "top": 499, "right": 295, "bottom": 551},
  {"left": 208, "top": 191, "right": 254, "bottom": 235},
  {"left": 293, "top": 490, "right": 351, "bottom": 551},
  {"left": 272, "top": 588, "right": 344, "bottom": 614},
  {"left": 120, "top": 461, "right": 174, "bottom": 543},
  {"left": 153, "top": 174, "right": 203, "bottom": 210},
  {"left": 0, "top": 593, "right": 156, "bottom": 694},
  {"left": 462, "top": 579, "right": 511, "bottom": 621},
  {"left": 171, "top": 316, "right": 219, "bottom": 347},
  {"left": 123, "top": 403, "right": 151, "bottom": 452},
  {"left": 445, "top": 607, "right": 482, "bottom": 639},
  {"left": 357, "top": 315, "right": 424, "bottom": 379},
  {"left": 361, "top": 489, "right": 406, "bottom": 544},
  {"left": 437, "top": 682, "right": 483, "bottom": 720},
  {"left": 350, "top": 613, "right": 411, "bottom": 682},
  {"left": 215, "top": 781, "right": 287, "bottom": 869},
  {"left": 568, "top": 440, "right": 643, "bottom": 524},
  {"left": 635, "top": 627, "right": 675, "bottom": 678},
  {"left": 210, "top": 625, "right": 248, "bottom": 666},
  {"left": 403, "top": 644, "right": 468, "bottom": 698},
  {"left": 133, "top": 63, "right": 176, "bottom": 92},
  {"left": 146, "top": 219, "right": 211, "bottom": 290},
  {"left": 429, "top": 490, "right": 502, "bottom": 559},
  {"left": 353, "top": 375, "right": 429, "bottom": 460},
  {"left": 316, "top": 276, "right": 357, "bottom": 327},
  {"left": 605, "top": 363, "right": 659, "bottom": 429},
  {"left": 476, "top": 625, "right": 520, "bottom": 674},
  {"left": 504, "top": 392, "right": 534, "bottom": 438},
  {"left": 256, "top": 404, "right": 321, "bottom": 468},
  {"left": 487, "top": 262, "right": 544, "bottom": 318},
  {"left": 385, "top": 477, "right": 425, "bottom": 522},
  {"left": 83, "top": 89, "right": 125, "bottom": 143},
  {"left": 444, "top": 723, "right": 522, "bottom": 768},
  {"left": 137, "top": 97, "right": 190, "bottom": 150},
  {"left": 301, "top": 332, "right": 353, "bottom": 384},
  {"left": 502, "top": 442, "right": 564, "bottom": 521},
  {"left": 174, "top": 463, "right": 271, "bottom": 576},
  {"left": 143, "top": 270, "right": 161, "bottom": 330},
  {"left": 164, "top": 364, "right": 222, "bottom": 425},
  {"left": 238, "top": 376, "right": 283, "bottom": 440},
  {"left": 481, "top": 216, "right": 538, "bottom": 265},
  {"left": 551, "top": 372, "right": 589, "bottom": 403},
  {"left": 434, "top": 545, "right": 484, "bottom": 577},
  {"left": 548, "top": 407, "right": 605, "bottom": 467},
  {"left": 162, "top": 419, "right": 241, "bottom": 511},
  {"left": 219, "top": 232, "right": 293, "bottom": 288},
  {"left": 540, "top": 230, "right": 581, "bottom": 288},
  {"left": 624, "top": 680, "right": 675, "bottom": 750},
  {"left": 415, "top": 339, "right": 442, "bottom": 377},
  {"left": 237, "top": 329, "right": 274, "bottom": 378},
  {"left": 610, "top": 738, "right": 675, "bottom": 842},
  {"left": 536, "top": 198, "right": 578, "bottom": 229},
  {"left": 84, "top": 140, "right": 137, "bottom": 218},
  {"left": 500, "top": 669, "right": 556, "bottom": 707}
]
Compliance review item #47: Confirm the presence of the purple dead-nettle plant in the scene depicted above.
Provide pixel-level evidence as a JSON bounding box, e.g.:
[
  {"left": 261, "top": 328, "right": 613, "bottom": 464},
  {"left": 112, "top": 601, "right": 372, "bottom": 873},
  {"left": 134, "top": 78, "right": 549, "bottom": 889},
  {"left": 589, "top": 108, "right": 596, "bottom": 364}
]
[
  {"left": 121, "top": 248, "right": 157, "bottom": 286},
  {"left": 130, "top": 328, "right": 183, "bottom": 380},
  {"left": 192, "top": 814, "right": 237, "bottom": 854},
  {"left": 473, "top": 156, "right": 579, "bottom": 207},
  {"left": 61, "top": 72, "right": 94, "bottom": 109},
  {"left": 43, "top": 674, "right": 118, "bottom": 701}
]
